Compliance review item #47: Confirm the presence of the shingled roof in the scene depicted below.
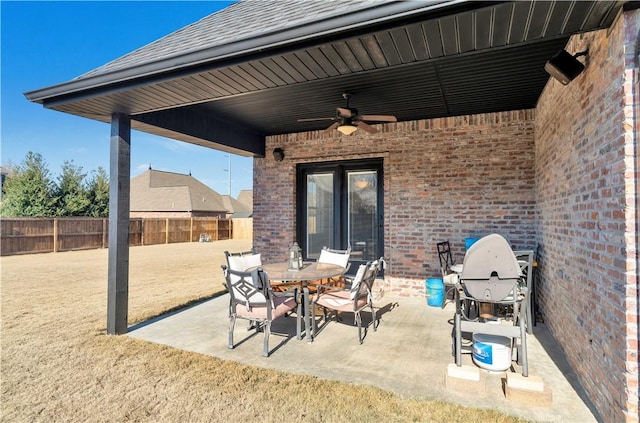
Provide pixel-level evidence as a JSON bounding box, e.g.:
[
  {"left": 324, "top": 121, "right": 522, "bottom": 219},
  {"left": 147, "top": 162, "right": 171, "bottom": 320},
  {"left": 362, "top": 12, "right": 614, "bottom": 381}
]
[
  {"left": 130, "top": 169, "right": 228, "bottom": 213},
  {"left": 236, "top": 189, "right": 253, "bottom": 210},
  {"left": 78, "top": 0, "right": 392, "bottom": 81},
  {"left": 221, "top": 194, "right": 252, "bottom": 218}
]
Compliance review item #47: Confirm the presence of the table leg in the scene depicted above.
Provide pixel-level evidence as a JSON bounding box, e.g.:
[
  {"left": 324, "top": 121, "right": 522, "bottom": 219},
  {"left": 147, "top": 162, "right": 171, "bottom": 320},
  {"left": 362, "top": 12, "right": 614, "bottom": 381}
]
[
  {"left": 304, "top": 286, "right": 312, "bottom": 343},
  {"left": 296, "top": 292, "right": 302, "bottom": 340}
]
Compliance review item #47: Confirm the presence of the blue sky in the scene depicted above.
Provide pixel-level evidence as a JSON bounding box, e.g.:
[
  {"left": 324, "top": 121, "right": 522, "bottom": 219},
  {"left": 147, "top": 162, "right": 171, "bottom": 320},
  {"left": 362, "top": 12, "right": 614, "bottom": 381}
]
[{"left": 1, "top": 0, "right": 255, "bottom": 198}]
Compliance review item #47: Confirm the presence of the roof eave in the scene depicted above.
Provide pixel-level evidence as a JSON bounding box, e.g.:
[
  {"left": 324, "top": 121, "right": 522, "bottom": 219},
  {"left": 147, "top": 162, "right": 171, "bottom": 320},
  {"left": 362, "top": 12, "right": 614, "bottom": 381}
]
[{"left": 24, "top": 0, "right": 475, "bottom": 106}]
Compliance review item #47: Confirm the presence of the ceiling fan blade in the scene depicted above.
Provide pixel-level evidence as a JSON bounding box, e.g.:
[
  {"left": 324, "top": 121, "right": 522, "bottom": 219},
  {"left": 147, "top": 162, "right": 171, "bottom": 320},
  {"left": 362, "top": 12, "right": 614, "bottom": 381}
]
[
  {"left": 360, "top": 114, "right": 397, "bottom": 122},
  {"left": 298, "top": 117, "right": 335, "bottom": 122},
  {"left": 322, "top": 122, "right": 340, "bottom": 134},
  {"left": 357, "top": 122, "right": 378, "bottom": 134},
  {"left": 337, "top": 107, "right": 353, "bottom": 118}
]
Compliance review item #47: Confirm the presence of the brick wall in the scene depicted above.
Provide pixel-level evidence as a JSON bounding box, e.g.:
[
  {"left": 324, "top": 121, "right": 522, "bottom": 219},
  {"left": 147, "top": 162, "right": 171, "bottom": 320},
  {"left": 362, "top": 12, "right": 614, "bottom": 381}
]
[
  {"left": 252, "top": 9, "right": 638, "bottom": 421},
  {"left": 535, "top": 10, "right": 638, "bottom": 422},
  {"left": 254, "top": 110, "right": 537, "bottom": 296}
]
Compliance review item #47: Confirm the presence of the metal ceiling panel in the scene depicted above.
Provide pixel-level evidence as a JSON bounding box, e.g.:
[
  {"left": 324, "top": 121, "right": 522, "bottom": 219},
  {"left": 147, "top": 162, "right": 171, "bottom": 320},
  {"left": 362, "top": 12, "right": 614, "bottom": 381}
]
[
  {"left": 510, "top": 2, "right": 533, "bottom": 43},
  {"left": 544, "top": 1, "right": 573, "bottom": 35},
  {"left": 457, "top": 13, "right": 475, "bottom": 52},
  {"left": 422, "top": 20, "right": 445, "bottom": 58},
  {"left": 475, "top": 8, "right": 493, "bottom": 49},
  {"left": 440, "top": 16, "right": 459, "bottom": 56},
  {"left": 527, "top": 1, "right": 553, "bottom": 40},
  {"left": 345, "top": 39, "right": 378, "bottom": 70},
  {"left": 564, "top": 1, "right": 595, "bottom": 33},
  {"left": 390, "top": 28, "right": 416, "bottom": 64},
  {"left": 491, "top": 3, "right": 513, "bottom": 46},
  {"left": 406, "top": 25, "right": 429, "bottom": 61}
]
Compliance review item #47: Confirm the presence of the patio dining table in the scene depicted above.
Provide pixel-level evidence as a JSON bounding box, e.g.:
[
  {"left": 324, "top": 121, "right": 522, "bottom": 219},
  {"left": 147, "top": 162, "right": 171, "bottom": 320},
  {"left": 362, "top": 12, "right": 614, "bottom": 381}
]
[{"left": 255, "top": 261, "right": 347, "bottom": 343}]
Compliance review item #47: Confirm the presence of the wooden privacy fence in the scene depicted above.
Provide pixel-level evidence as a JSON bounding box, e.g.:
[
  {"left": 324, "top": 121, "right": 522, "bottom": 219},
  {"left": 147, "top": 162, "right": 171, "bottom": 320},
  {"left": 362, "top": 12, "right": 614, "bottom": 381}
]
[{"left": 1, "top": 217, "right": 235, "bottom": 256}]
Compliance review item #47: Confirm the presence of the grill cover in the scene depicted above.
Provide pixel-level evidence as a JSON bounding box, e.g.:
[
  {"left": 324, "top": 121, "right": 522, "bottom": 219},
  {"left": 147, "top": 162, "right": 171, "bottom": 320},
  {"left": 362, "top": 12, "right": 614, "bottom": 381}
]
[{"left": 460, "top": 234, "right": 522, "bottom": 301}]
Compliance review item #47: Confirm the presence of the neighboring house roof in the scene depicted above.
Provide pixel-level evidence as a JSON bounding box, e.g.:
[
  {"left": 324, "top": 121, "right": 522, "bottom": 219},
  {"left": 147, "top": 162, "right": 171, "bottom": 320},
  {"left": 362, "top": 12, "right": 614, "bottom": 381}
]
[
  {"left": 221, "top": 194, "right": 252, "bottom": 218},
  {"left": 130, "top": 169, "right": 228, "bottom": 213},
  {"left": 237, "top": 189, "right": 253, "bottom": 210}
]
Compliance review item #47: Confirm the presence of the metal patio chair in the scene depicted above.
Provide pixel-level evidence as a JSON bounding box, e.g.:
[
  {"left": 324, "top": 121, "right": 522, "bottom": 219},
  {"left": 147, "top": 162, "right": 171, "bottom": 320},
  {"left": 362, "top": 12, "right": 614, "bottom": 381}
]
[
  {"left": 312, "top": 258, "right": 382, "bottom": 344},
  {"left": 226, "top": 267, "right": 301, "bottom": 357}
]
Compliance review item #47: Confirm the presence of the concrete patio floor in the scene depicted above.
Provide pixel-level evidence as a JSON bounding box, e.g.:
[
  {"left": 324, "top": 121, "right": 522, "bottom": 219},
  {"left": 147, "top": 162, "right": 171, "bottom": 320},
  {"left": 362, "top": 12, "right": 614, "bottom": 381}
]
[{"left": 128, "top": 291, "right": 599, "bottom": 422}]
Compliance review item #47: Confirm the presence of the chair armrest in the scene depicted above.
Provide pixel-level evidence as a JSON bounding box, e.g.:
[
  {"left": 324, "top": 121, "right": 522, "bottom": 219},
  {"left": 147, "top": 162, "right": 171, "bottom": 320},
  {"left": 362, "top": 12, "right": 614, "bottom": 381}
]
[
  {"left": 220, "top": 264, "right": 229, "bottom": 289},
  {"left": 315, "top": 283, "right": 349, "bottom": 296},
  {"left": 271, "top": 286, "right": 299, "bottom": 300}
]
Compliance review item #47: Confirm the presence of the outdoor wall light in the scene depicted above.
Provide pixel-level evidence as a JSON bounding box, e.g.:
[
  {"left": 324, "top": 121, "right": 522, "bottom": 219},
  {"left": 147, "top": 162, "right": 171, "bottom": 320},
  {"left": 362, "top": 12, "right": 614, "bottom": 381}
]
[
  {"left": 337, "top": 124, "right": 358, "bottom": 135},
  {"left": 273, "top": 147, "right": 285, "bottom": 161},
  {"left": 544, "top": 49, "right": 589, "bottom": 85}
]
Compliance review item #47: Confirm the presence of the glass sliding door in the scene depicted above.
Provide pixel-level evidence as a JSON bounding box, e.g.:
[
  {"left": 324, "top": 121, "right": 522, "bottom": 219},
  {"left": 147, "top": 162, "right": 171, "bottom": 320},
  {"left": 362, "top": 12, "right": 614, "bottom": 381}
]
[
  {"left": 304, "top": 173, "right": 334, "bottom": 259},
  {"left": 297, "top": 159, "right": 383, "bottom": 270},
  {"left": 347, "top": 170, "right": 379, "bottom": 262}
]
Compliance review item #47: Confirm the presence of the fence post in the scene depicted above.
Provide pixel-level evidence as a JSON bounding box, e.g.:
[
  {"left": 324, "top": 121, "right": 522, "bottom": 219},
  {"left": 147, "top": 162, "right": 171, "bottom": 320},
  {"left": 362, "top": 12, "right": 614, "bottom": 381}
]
[
  {"left": 102, "top": 218, "right": 108, "bottom": 249},
  {"left": 190, "top": 217, "right": 194, "bottom": 243},
  {"left": 165, "top": 218, "right": 169, "bottom": 244},
  {"left": 53, "top": 218, "right": 58, "bottom": 253}
]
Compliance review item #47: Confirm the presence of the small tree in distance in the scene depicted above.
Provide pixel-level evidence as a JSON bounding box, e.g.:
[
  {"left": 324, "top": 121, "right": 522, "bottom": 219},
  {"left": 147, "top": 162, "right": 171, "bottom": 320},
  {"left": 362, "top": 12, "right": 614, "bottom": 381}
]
[
  {"left": 55, "top": 160, "right": 90, "bottom": 216},
  {"left": 0, "top": 152, "right": 57, "bottom": 216},
  {"left": 1, "top": 152, "right": 110, "bottom": 217},
  {"left": 87, "top": 167, "right": 109, "bottom": 217}
]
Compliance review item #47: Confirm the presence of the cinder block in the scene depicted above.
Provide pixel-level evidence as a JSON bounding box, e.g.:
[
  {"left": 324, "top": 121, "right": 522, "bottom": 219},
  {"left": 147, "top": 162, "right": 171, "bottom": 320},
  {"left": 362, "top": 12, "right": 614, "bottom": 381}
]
[
  {"left": 506, "top": 372, "right": 544, "bottom": 392},
  {"left": 447, "top": 363, "right": 480, "bottom": 381},
  {"left": 505, "top": 373, "right": 553, "bottom": 407},
  {"left": 445, "top": 364, "right": 487, "bottom": 394}
]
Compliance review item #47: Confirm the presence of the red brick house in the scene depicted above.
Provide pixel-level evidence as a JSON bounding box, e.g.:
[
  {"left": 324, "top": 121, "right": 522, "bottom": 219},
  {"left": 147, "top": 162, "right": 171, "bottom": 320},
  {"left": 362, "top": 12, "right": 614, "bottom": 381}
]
[{"left": 25, "top": 2, "right": 639, "bottom": 421}]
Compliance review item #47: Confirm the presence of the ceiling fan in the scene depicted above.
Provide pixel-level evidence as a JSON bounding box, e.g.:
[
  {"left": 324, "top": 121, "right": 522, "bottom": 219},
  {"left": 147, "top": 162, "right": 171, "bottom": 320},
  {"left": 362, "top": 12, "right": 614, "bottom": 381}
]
[{"left": 298, "top": 93, "right": 397, "bottom": 135}]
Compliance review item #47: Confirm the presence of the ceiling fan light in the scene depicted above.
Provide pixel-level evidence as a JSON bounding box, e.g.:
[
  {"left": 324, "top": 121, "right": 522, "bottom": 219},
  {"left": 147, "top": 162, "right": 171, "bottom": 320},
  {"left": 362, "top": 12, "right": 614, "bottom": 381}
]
[{"left": 337, "top": 124, "right": 358, "bottom": 135}]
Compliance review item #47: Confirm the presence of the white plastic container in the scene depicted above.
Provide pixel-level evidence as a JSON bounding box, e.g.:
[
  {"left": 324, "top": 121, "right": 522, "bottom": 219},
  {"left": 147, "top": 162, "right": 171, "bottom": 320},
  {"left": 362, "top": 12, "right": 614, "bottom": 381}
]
[{"left": 472, "top": 333, "right": 512, "bottom": 372}]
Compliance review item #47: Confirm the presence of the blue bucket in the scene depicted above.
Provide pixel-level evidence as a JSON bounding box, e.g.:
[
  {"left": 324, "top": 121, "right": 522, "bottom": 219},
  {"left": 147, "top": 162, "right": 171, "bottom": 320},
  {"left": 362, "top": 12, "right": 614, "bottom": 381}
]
[
  {"left": 425, "top": 278, "right": 444, "bottom": 307},
  {"left": 465, "top": 237, "right": 480, "bottom": 250}
]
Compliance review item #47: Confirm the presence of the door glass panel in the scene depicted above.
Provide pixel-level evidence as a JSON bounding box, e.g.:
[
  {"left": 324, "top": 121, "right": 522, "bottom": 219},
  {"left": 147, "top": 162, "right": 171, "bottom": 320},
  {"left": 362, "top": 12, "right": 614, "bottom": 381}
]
[
  {"left": 347, "top": 170, "right": 378, "bottom": 262},
  {"left": 305, "top": 173, "right": 333, "bottom": 259}
]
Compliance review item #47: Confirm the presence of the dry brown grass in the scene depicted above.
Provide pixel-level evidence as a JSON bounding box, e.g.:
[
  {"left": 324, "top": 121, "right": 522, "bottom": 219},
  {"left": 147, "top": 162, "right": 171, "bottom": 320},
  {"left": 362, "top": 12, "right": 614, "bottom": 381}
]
[{"left": 1, "top": 240, "right": 527, "bottom": 422}]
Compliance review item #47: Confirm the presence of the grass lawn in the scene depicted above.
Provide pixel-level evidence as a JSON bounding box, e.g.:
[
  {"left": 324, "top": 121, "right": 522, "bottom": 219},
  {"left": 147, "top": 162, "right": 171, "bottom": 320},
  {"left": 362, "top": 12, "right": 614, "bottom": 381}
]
[{"left": 1, "top": 240, "right": 526, "bottom": 422}]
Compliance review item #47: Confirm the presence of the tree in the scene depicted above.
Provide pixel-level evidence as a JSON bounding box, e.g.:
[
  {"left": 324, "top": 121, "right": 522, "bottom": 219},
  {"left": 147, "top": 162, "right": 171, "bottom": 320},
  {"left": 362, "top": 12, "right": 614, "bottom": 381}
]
[
  {"left": 86, "top": 166, "right": 109, "bottom": 217},
  {"left": 55, "top": 160, "right": 90, "bottom": 216},
  {"left": 0, "top": 152, "right": 57, "bottom": 216}
]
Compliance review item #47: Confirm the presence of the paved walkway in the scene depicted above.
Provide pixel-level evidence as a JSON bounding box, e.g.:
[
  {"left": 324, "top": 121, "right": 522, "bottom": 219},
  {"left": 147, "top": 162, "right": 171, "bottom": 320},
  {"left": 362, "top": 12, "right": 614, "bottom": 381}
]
[{"left": 128, "top": 292, "right": 598, "bottom": 422}]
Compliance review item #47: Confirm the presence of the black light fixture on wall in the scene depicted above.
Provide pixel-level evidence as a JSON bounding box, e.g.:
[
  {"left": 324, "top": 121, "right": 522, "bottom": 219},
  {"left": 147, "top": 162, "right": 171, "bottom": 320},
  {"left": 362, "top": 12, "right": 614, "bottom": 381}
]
[
  {"left": 544, "top": 49, "right": 589, "bottom": 85},
  {"left": 273, "top": 147, "right": 285, "bottom": 161}
]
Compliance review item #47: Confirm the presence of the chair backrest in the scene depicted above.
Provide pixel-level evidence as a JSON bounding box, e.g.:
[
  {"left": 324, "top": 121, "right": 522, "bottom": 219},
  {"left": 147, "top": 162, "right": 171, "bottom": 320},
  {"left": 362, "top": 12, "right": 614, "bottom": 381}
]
[
  {"left": 460, "top": 234, "right": 521, "bottom": 302},
  {"left": 350, "top": 259, "right": 382, "bottom": 300},
  {"left": 224, "top": 250, "right": 262, "bottom": 284},
  {"left": 514, "top": 250, "right": 534, "bottom": 290},
  {"left": 349, "top": 263, "right": 369, "bottom": 300},
  {"left": 225, "top": 250, "right": 262, "bottom": 271},
  {"left": 318, "top": 246, "right": 351, "bottom": 269},
  {"left": 226, "top": 268, "right": 271, "bottom": 311},
  {"left": 436, "top": 241, "right": 455, "bottom": 277}
]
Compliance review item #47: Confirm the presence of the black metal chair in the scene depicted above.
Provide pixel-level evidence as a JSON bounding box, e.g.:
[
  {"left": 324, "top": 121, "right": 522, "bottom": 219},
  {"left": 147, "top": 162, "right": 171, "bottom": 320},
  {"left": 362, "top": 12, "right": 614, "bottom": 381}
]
[{"left": 436, "top": 241, "right": 458, "bottom": 308}]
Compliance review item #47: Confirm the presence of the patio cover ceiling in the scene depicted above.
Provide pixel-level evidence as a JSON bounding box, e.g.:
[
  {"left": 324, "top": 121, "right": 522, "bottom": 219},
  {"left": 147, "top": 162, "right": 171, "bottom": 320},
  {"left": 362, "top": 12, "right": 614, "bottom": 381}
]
[{"left": 25, "top": 1, "right": 625, "bottom": 158}]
